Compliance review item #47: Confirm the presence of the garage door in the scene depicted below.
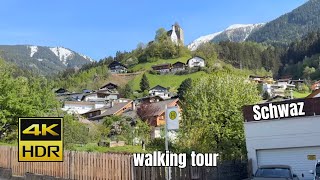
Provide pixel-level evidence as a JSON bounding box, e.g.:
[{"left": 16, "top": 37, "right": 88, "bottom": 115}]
[{"left": 257, "top": 146, "right": 320, "bottom": 180}]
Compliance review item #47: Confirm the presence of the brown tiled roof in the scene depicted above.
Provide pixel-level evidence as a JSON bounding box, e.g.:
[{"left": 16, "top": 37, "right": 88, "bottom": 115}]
[
  {"left": 82, "top": 106, "right": 107, "bottom": 114},
  {"left": 151, "top": 64, "right": 171, "bottom": 69},
  {"left": 145, "top": 98, "right": 179, "bottom": 117},
  {"left": 306, "top": 89, "right": 320, "bottom": 98},
  {"left": 89, "top": 101, "right": 133, "bottom": 120}
]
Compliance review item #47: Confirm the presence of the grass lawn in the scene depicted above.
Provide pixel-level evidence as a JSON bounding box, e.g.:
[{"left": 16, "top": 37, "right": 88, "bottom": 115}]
[
  {"left": 130, "top": 56, "right": 191, "bottom": 72},
  {"left": 130, "top": 71, "right": 207, "bottom": 92},
  {"left": 293, "top": 91, "right": 310, "bottom": 98},
  {"left": 68, "top": 143, "right": 146, "bottom": 153}
]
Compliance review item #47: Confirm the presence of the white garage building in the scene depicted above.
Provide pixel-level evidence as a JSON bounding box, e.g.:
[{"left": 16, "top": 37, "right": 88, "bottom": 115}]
[{"left": 243, "top": 97, "right": 320, "bottom": 180}]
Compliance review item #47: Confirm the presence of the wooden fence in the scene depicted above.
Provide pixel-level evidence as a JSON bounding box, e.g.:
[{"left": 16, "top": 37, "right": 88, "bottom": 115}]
[
  {"left": 0, "top": 146, "right": 133, "bottom": 180},
  {"left": 0, "top": 146, "right": 248, "bottom": 180}
]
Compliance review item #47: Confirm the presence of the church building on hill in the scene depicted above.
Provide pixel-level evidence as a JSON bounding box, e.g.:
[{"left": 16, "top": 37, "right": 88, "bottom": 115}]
[{"left": 167, "top": 23, "right": 184, "bottom": 46}]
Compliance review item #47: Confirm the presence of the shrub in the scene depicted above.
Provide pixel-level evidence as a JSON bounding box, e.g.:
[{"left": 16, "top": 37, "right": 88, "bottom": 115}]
[
  {"left": 149, "top": 70, "right": 160, "bottom": 75},
  {"left": 146, "top": 138, "right": 177, "bottom": 151},
  {"left": 297, "top": 83, "right": 310, "bottom": 93},
  {"left": 175, "top": 70, "right": 189, "bottom": 75}
]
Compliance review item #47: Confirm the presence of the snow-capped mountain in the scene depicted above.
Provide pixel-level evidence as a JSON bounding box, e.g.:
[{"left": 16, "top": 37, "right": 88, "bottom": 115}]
[
  {"left": 187, "top": 32, "right": 223, "bottom": 51},
  {"left": 188, "top": 23, "right": 265, "bottom": 51},
  {"left": 0, "top": 45, "right": 94, "bottom": 75}
]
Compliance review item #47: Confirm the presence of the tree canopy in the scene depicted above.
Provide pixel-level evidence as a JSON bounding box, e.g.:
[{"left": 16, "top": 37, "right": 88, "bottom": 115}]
[
  {"left": 178, "top": 73, "right": 260, "bottom": 159},
  {"left": 0, "top": 60, "right": 59, "bottom": 142}
]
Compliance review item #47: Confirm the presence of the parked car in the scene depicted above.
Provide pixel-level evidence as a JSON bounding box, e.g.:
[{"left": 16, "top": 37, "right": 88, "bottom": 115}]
[
  {"left": 251, "top": 165, "right": 299, "bottom": 180},
  {"left": 309, "top": 160, "right": 320, "bottom": 180}
]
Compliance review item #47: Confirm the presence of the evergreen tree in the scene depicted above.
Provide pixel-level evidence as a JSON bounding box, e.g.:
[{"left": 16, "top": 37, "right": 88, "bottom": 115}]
[
  {"left": 140, "top": 74, "right": 150, "bottom": 92},
  {"left": 121, "top": 83, "right": 133, "bottom": 98}
]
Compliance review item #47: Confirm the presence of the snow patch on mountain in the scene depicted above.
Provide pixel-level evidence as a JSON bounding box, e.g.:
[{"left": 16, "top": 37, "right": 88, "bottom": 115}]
[
  {"left": 49, "top": 47, "right": 74, "bottom": 66},
  {"left": 226, "top": 24, "right": 260, "bottom": 31},
  {"left": 79, "top": 54, "right": 94, "bottom": 62},
  {"left": 225, "top": 23, "right": 265, "bottom": 34},
  {"left": 29, "top": 46, "right": 38, "bottom": 57},
  {"left": 223, "top": 23, "right": 265, "bottom": 41},
  {"left": 188, "top": 31, "right": 223, "bottom": 51},
  {"left": 188, "top": 23, "right": 265, "bottom": 51}
]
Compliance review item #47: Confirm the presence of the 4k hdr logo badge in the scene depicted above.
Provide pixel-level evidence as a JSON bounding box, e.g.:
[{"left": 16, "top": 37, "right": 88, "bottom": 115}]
[{"left": 18, "top": 117, "right": 63, "bottom": 162}]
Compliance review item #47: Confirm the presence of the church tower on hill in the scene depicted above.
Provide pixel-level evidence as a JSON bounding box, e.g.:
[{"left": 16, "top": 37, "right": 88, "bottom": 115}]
[{"left": 167, "top": 22, "right": 184, "bottom": 46}]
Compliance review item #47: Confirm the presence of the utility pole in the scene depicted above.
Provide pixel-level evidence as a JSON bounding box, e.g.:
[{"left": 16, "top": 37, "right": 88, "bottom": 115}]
[{"left": 165, "top": 105, "right": 171, "bottom": 180}]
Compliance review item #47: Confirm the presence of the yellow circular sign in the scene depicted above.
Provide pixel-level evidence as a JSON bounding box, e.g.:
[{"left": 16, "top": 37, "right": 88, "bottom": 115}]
[{"left": 169, "top": 111, "right": 177, "bottom": 120}]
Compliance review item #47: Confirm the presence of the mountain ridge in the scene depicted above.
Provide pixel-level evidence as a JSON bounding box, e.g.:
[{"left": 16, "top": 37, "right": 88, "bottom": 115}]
[
  {"left": 0, "top": 45, "right": 93, "bottom": 75},
  {"left": 247, "top": 0, "right": 320, "bottom": 44},
  {"left": 188, "top": 23, "right": 265, "bottom": 51}
]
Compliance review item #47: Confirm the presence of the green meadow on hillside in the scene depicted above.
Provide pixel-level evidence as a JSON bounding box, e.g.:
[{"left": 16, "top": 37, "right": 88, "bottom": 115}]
[
  {"left": 129, "top": 56, "right": 191, "bottom": 72},
  {"left": 293, "top": 91, "right": 310, "bottom": 98},
  {"left": 130, "top": 71, "right": 207, "bottom": 92},
  {"left": 129, "top": 59, "right": 271, "bottom": 92}
]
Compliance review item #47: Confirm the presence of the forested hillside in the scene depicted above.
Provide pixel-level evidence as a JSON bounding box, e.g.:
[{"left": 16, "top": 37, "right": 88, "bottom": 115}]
[
  {"left": 280, "top": 31, "right": 320, "bottom": 79},
  {"left": 247, "top": 0, "right": 320, "bottom": 45}
]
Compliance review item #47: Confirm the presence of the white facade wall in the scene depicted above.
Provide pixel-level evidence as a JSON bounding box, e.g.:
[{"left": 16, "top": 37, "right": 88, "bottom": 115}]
[
  {"left": 155, "top": 69, "right": 170, "bottom": 73},
  {"left": 83, "top": 94, "right": 118, "bottom": 102},
  {"left": 62, "top": 104, "right": 94, "bottom": 114},
  {"left": 171, "top": 67, "right": 185, "bottom": 72},
  {"left": 148, "top": 90, "right": 170, "bottom": 99},
  {"left": 275, "top": 81, "right": 295, "bottom": 89},
  {"left": 94, "top": 103, "right": 105, "bottom": 109},
  {"left": 262, "top": 83, "right": 272, "bottom": 95},
  {"left": 276, "top": 81, "right": 288, "bottom": 89},
  {"left": 170, "top": 25, "right": 179, "bottom": 45},
  {"left": 245, "top": 116, "right": 320, "bottom": 175},
  {"left": 187, "top": 57, "right": 205, "bottom": 68}
]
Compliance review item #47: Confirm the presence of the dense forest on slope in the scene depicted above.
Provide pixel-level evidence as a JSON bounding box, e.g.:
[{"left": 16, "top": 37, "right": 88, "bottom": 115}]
[
  {"left": 215, "top": 42, "right": 281, "bottom": 75},
  {"left": 247, "top": 0, "right": 320, "bottom": 45},
  {"left": 280, "top": 31, "right": 320, "bottom": 79}
]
